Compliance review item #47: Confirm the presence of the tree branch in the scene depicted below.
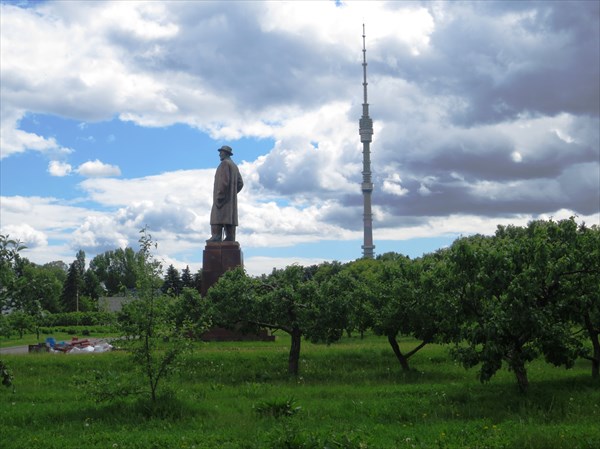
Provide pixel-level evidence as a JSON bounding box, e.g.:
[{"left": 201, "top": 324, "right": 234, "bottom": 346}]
[
  {"left": 247, "top": 319, "right": 292, "bottom": 334},
  {"left": 405, "top": 339, "right": 430, "bottom": 358}
]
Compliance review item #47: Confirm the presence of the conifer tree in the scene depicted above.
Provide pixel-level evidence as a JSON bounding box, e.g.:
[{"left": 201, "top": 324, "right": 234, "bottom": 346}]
[
  {"left": 162, "top": 264, "right": 182, "bottom": 296},
  {"left": 61, "top": 261, "right": 83, "bottom": 312},
  {"left": 181, "top": 265, "right": 194, "bottom": 289}
]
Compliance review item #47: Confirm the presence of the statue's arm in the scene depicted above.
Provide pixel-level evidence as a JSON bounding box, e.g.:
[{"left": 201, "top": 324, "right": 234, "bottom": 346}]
[
  {"left": 215, "top": 164, "right": 231, "bottom": 208},
  {"left": 237, "top": 168, "right": 244, "bottom": 193}
]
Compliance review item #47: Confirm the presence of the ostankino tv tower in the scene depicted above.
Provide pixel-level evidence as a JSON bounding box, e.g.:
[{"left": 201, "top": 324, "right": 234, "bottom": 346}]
[{"left": 359, "top": 24, "right": 375, "bottom": 259}]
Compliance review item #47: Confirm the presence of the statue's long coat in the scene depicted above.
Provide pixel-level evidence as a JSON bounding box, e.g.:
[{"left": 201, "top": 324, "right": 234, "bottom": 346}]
[{"left": 210, "top": 157, "right": 243, "bottom": 225}]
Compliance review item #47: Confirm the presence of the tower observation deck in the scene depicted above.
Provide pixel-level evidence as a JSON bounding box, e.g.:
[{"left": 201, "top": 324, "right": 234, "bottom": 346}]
[{"left": 359, "top": 24, "right": 375, "bottom": 259}]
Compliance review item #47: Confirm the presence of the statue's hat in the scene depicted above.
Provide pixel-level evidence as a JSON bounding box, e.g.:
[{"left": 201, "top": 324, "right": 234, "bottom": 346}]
[{"left": 218, "top": 145, "right": 233, "bottom": 155}]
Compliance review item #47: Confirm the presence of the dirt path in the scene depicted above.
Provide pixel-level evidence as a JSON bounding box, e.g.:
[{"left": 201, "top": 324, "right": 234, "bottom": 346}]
[{"left": 0, "top": 345, "right": 29, "bottom": 355}]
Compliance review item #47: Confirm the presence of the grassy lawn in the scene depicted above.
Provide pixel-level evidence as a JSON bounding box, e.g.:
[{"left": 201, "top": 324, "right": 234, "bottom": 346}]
[{"left": 1, "top": 333, "right": 598, "bottom": 448}]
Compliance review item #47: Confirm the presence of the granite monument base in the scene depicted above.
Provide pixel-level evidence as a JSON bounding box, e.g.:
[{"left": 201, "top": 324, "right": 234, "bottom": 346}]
[
  {"left": 201, "top": 241, "right": 274, "bottom": 342},
  {"left": 201, "top": 241, "right": 243, "bottom": 297}
]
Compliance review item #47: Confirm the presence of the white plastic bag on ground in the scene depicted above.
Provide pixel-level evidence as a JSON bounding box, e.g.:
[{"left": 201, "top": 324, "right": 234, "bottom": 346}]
[{"left": 93, "top": 343, "right": 113, "bottom": 353}]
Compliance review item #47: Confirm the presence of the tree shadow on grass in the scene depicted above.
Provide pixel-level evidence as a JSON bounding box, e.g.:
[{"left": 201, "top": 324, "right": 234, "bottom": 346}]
[
  {"left": 42, "top": 391, "right": 206, "bottom": 426},
  {"left": 435, "top": 375, "right": 599, "bottom": 423}
]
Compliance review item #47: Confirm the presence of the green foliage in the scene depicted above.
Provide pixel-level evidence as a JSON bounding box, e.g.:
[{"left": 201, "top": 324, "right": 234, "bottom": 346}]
[
  {"left": 79, "top": 368, "right": 143, "bottom": 403},
  {"left": 61, "top": 253, "right": 97, "bottom": 312},
  {"left": 0, "top": 360, "right": 12, "bottom": 389},
  {"left": 180, "top": 265, "right": 194, "bottom": 289},
  {"left": 40, "top": 311, "right": 117, "bottom": 327},
  {"left": 0, "top": 314, "right": 12, "bottom": 339},
  {"left": 13, "top": 261, "right": 63, "bottom": 313},
  {"left": 0, "top": 235, "right": 26, "bottom": 308},
  {"left": 318, "top": 260, "right": 369, "bottom": 339},
  {"left": 89, "top": 247, "right": 137, "bottom": 295},
  {"left": 0, "top": 234, "right": 26, "bottom": 392},
  {"left": 208, "top": 265, "right": 348, "bottom": 376},
  {"left": 558, "top": 222, "right": 600, "bottom": 378},
  {"left": 171, "top": 287, "right": 211, "bottom": 338},
  {"left": 206, "top": 220, "right": 598, "bottom": 389},
  {"left": 254, "top": 397, "right": 301, "bottom": 418},
  {"left": 447, "top": 218, "right": 596, "bottom": 391},
  {"left": 7, "top": 311, "right": 33, "bottom": 339},
  {"left": 82, "top": 268, "right": 105, "bottom": 301},
  {"left": 1, "top": 217, "right": 596, "bottom": 402},
  {"left": 161, "top": 264, "right": 182, "bottom": 296},
  {"left": 207, "top": 267, "right": 260, "bottom": 333},
  {"left": 116, "top": 229, "right": 194, "bottom": 404},
  {"left": 327, "top": 253, "right": 453, "bottom": 373}
]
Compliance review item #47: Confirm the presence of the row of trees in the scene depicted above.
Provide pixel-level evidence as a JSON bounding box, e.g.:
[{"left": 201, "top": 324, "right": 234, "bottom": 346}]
[
  {"left": 2, "top": 218, "right": 599, "bottom": 393},
  {"left": 204, "top": 218, "right": 598, "bottom": 392},
  {"left": 0, "top": 236, "right": 203, "bottom": 319}
]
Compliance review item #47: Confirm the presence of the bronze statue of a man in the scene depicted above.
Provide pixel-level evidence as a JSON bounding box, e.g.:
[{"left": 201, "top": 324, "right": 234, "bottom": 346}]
[{"left": 207, "top": 145, "right": 244, "bottom": 242}]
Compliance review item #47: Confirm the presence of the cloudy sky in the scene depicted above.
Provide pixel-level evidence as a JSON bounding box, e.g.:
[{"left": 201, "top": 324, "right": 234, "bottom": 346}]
[{"left": 1, "top": 0, "right": 599, "bottom": 276}]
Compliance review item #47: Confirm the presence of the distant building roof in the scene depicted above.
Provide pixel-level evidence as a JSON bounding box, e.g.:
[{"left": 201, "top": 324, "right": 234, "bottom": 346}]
[{"left": 98, "top": 296, "right": 133, "bottom": 313}]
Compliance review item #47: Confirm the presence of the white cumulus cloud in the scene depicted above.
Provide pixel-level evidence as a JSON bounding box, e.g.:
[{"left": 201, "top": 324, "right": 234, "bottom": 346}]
[
  {"left": 76, "top": 160, "right": 121, "bottom": 178},
  {"left": 48, "top": 160, "right": 73, "bottom": 177},
  {"left": 0, "top": 223, "right": 47, "bottom": 248}
]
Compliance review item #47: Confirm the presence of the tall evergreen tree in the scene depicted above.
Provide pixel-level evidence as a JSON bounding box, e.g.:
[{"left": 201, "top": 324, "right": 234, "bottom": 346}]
[
  {"left": 74, "top": 250, "right": 86, "bottom": 277},
  {"left": 83, "top": 269, "right": 105, "bottom": 301},
  {"left": 162, "top": 264, "right": 182, "bottom": 296},
  {"left": 193, "top": 269, "right": 203, "bottom": 294},
  {"left": 181, "top": 265, "right": 194, "bottom": 289},
  {"left": 61, "top": 261, "right": 84, "bottom": 312}
]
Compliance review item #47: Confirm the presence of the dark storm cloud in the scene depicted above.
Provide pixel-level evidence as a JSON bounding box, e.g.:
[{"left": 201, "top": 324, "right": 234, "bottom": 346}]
[
  {"left": 113, "top": 2, "right": 355, "bottom": 112},
  {"left": 256, "top": 145, "right": 322, "bottom": 195},
  {"left": 319, "top": 200, "right": 364, "bottom": 232},
  {"left": 369, "top": 156, "right": 599, "bottom": 221},
  {"left": 378, "top": 120, "right": 598, "bottom": 182},
  {"left": 368, "top": 1, "right": 599, "bottom": 126},
  {"left": 418, "top": 1, "right": 600, "bottom": 124}
]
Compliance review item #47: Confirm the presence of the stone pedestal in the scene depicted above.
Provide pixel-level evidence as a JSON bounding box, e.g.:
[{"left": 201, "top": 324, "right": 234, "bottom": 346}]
[
  {"left": 201, "top": 241, "right": 243, "bottom": 297},
  {"left": 200, "top": 241, "right": 274, "bottom": 342}
]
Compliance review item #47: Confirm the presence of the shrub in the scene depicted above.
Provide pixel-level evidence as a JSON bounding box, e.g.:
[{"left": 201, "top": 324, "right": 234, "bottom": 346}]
[
  {"left": 255, "top": 397, "right": 301, "bottom": 418},
  {"left": 41, "top": 312, "right": 117, "bottom": 327}
]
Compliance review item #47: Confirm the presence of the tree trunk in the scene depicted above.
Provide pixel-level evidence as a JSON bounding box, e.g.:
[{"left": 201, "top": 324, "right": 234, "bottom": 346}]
[
  {"left": 510, "top": 358, "right": 529, "bottom": 393},
  {"left": 288, "top": 327, "right": 302, "bottom": 376},
  {"left": 584, "top": 312, "right": 600, "bottom": 380},
  {"left": 592, "top": 357, "right": 599, "bottom": 380},
  {"left": 388, "top": 334, "right": 411, "bottom": 372}
]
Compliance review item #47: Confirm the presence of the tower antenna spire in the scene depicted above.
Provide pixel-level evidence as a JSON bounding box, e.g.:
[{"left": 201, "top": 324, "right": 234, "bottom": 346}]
[
  {"left": 359, "top": 24, "right": 375, "bottom": 259},
  {"left": 362, "top": 23, "right": 368, "bottom": 105}
]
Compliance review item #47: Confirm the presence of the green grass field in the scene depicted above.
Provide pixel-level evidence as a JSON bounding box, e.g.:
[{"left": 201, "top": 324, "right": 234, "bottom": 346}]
[{"left": 1, "top": 333, "right": 599, "bottom": 449}]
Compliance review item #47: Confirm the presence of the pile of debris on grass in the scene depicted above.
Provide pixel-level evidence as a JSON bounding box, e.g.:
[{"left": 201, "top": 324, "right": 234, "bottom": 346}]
[{"left": 28, "top": 337, "right": 113, "bottom": 354}]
